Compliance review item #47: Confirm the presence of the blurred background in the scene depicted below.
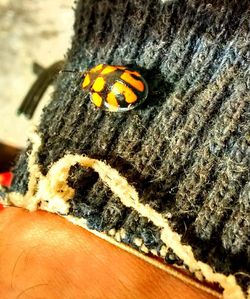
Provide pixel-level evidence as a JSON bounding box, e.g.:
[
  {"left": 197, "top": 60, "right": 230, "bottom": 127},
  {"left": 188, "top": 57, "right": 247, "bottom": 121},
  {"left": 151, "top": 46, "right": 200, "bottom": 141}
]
[
  {"left": 0, "top": 0, "right": 74, "bottom": 172},
  {"left": 0, "top": 0, "right": 74, "bottom": 147}
]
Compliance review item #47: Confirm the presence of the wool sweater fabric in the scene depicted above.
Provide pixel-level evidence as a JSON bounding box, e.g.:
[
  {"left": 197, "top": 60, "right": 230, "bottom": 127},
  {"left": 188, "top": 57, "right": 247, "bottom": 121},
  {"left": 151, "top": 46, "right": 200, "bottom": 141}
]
[{"left": 5, "top": 0, "right": 250, "bottom": 298}]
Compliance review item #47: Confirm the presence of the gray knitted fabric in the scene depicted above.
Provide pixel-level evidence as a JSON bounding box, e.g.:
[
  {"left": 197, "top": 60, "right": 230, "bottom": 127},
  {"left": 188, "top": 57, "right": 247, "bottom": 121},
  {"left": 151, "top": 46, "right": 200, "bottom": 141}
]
[{"left": 10, "top": 0, "right": 250, "bottom": 296}]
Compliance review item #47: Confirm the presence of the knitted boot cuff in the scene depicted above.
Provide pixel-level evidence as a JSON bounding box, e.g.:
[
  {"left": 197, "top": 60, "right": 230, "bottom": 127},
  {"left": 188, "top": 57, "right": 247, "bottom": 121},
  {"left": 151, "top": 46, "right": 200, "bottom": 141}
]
[{"left": 2, "top": 0, "right": 250, "bottom": 298}]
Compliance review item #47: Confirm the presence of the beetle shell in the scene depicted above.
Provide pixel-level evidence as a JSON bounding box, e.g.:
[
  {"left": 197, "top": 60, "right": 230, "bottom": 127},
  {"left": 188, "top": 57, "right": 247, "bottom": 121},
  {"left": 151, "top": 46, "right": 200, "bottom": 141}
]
[{"left": 81, "top": 64, "right": 148, "bottom": 112}]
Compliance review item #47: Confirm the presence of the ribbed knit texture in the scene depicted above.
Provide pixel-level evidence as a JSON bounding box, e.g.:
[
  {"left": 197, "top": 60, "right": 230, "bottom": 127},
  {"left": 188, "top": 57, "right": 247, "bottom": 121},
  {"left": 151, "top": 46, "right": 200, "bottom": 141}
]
[{"left": 11, "top": 0, "right": 250, "bottom": 294}]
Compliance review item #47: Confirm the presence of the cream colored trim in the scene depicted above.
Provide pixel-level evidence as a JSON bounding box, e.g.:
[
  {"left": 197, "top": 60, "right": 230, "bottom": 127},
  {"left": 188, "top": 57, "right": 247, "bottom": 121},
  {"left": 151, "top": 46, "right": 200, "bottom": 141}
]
[
  {"left": 6, "top": 133, "right": 248, "bottom": 299},
  {"left": 65, "top": 215, "right": 222, "bottom": 299}
]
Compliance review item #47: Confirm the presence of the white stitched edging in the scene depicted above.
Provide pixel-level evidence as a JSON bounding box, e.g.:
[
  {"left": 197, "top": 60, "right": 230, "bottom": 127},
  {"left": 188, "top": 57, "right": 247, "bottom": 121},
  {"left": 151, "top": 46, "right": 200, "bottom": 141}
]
[{"left": 7, "top": 133, "right": 248, "bottom": 299}]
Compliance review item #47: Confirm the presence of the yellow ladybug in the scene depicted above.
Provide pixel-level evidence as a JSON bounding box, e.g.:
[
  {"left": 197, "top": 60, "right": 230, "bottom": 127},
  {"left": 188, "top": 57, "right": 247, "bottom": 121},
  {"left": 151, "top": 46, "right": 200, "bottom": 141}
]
[{"left": 81, "top": 64, "right": 148, "bottom": 112}]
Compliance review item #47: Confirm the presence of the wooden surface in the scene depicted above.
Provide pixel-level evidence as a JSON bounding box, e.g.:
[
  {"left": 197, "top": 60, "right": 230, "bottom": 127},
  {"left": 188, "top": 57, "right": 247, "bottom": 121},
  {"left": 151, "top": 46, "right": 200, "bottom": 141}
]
[{"left": 0, "top": 207, "right": 219, "bottom": 299}]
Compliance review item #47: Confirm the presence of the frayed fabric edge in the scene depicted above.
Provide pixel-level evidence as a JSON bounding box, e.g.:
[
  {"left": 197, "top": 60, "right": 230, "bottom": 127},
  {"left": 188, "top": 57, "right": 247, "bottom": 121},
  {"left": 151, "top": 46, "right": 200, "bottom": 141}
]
[{"left": 2, "top": 132, "right": 249, "bottom": 299}]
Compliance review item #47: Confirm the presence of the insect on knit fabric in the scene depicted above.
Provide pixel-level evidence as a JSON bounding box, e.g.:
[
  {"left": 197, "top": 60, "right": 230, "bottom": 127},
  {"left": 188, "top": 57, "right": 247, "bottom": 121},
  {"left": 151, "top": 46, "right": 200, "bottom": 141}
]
[{"left": 3, "top": 0, "right": 250, "bottom": 298}]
